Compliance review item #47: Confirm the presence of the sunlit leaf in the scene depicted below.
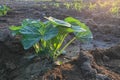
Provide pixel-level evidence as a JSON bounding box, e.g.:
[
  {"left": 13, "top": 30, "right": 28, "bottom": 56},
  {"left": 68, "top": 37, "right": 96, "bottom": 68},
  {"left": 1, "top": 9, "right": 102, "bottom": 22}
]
[
  {"left": 45, "top": 16, "right": 71, "bottom": 27},
  {"left": 65, "top": 17, "right": 93, "bottom": 42},
  {"left": 9, "top": 26, "right": 22, "bottom": 36}
]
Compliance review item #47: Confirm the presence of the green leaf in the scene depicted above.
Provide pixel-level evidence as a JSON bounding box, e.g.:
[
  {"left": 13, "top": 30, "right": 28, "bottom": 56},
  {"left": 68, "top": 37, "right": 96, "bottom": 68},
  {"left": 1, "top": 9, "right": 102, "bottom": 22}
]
[
  {"left": 9, "top": 26, "right": 22, "bottom": 36},
  {"left": 71, "top": 25, "right": 86, "bottom": 32},
  {"left": 3, "top": 11, "right": 7, "bottom": 15},
  {"left": 0, "top": 5, "right": 10, "bottom": 16},
  {"left": 22, "top": 19, "right": 41, "bottom": 27},
  {"left": 20, "top": 26, "right": 41, "bottom": 49},
  {"left": 22, "top": 35, "right": 41, "bottom": 49},
  {"left": 45, "top": 17, "right": 78, "bottom": 33},
  {"left": 42, "top": 23, "right": 58, "bottom": 40},
  {"left": 0, "top": 13, "right": 3, "bottom": 16},
  {"left": 19, "top": 22, "right": 58, "bottom": 49},
  {"left": 45, "top": 16, "right": 71, "bottom": 27},
  {"left": 9, "top": 26, "right": 22, "bottom": 30},
  {"left": 65, "top": 17, "right": 93, "bottom": 42}
]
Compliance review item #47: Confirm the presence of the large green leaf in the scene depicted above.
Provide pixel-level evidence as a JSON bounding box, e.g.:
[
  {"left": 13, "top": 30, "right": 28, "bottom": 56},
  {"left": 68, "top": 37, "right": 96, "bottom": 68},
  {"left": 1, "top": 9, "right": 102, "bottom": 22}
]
[
  {"left": 45, "top": 16, "right": 71, "bottom": 27},
  {"left": 20, "top": 26, "right": 41, "bottom": 49},
  {"left": 43, "top": 26, "right": 58, "bottom": 40},
  {"left": 65, "top": 17, "right": 93, "bottom": 42},
  {"left": 19, "top": 22, "right": 58, "bottom": 49},
  {"left": 22, "top": 19, "right": 41, "bottom": 27},
  {"left": 22, "top": 35, "right": 41, "bottom": 50},
  {"left": 42, "top": 23, "right": 58, "bottom": 40}
]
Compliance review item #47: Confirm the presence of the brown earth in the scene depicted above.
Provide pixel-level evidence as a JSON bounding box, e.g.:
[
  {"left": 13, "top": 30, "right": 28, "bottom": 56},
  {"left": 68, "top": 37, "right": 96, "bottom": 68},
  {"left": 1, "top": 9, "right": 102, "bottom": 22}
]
[{"left": 0, "top": 1, "right": 120, "bottom": 80}]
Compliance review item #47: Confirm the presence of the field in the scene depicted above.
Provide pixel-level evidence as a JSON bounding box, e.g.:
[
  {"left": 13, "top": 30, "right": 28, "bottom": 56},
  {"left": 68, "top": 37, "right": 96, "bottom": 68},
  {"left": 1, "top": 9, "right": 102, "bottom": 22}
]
[{"left": 0, "top": 0, "right": 120, "bottom": 80}]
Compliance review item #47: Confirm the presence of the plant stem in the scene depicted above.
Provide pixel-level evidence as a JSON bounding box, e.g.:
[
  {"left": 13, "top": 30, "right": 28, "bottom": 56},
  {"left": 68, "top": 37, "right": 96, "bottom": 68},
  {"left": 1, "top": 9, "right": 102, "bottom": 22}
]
[
  {"left": 55, "top": 33, "right": 68, "bottom": 51},
  {"left": 60, "top": 37, "right": 76, "bottom": 53},
  {"left": 33, "top": 42, "right": 40, "bottom": 54}
]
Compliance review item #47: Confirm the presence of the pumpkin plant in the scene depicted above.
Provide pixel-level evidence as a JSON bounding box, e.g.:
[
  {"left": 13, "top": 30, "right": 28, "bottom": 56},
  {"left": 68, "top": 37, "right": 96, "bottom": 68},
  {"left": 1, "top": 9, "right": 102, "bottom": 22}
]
[
  {"left": 0, "top": 5, "right": 10, "bottom": 16},
  {"left": 10, "top": 17, "right": 93, "bottom": 60}
]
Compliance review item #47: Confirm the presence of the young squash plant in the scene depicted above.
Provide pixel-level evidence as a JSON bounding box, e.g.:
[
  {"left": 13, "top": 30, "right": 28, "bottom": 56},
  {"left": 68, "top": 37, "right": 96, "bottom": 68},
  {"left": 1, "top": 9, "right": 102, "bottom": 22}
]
[
  {"left": 0, "top": 5, "right": 10, "bottom": 16},
  {"left": 10, "top": 17, "right": 93, "bottom": 60}
]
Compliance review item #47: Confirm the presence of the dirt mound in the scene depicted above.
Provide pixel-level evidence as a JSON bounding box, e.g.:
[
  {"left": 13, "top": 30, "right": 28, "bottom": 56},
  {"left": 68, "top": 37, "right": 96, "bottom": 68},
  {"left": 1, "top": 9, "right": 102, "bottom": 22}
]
[{"left": 44, "top": 44, "right": 120, "bottom": 80}]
